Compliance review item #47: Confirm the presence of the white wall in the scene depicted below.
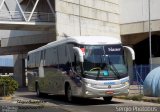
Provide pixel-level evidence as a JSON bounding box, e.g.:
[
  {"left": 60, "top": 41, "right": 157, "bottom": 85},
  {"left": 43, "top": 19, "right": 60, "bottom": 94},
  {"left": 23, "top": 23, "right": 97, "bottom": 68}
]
[
  {"left": 120, "top": 0, "right": 160, "bottom": 24},
  {"left": 56, "top": 0, "right": 120, "bottom": 39}
]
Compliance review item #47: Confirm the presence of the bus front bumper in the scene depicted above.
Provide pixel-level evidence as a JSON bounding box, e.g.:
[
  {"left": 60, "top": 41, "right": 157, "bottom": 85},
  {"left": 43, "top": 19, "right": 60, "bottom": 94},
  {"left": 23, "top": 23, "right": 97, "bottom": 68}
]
[{"left": 83, "top": 84, "right": 129, "bottom": 98}]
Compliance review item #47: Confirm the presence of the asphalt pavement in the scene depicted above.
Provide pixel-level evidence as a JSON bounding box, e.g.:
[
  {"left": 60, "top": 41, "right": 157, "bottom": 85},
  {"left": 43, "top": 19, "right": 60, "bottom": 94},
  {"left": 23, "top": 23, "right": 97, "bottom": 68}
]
[{"left": 0, "top": 88, "right": 160, "bottom": 112}]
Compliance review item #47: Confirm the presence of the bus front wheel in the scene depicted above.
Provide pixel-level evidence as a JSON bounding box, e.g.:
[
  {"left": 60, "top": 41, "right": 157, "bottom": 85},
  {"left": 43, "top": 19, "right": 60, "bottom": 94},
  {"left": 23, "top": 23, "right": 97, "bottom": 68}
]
[
  {"left": 65, "top": 85, "right": 73, "bottom": 102},
  {"left": 103, "top": 96, "right": 113, "bottom": 103}
]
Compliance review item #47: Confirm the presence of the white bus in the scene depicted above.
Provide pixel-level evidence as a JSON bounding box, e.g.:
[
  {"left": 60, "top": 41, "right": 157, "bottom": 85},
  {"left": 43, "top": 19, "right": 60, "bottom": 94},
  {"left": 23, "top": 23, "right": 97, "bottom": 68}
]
[{"left": 27, "top": 36, "right": 135, "bottom": 102}]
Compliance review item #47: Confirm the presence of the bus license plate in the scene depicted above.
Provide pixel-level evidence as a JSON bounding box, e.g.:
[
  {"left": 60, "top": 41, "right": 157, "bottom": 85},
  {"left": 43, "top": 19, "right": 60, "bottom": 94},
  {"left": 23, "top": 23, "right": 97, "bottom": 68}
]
[{"left": 105, "top": 91, "right": 114, "bottom": 95}]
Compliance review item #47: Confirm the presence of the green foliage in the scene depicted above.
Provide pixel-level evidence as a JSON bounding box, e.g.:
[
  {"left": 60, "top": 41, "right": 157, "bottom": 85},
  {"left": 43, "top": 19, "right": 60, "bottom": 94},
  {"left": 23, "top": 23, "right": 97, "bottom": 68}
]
[
  {"left": 129, "top": 94, "right": 143, "bottom": 101},
  {"left": 157, "top": 98, "right": 160, "bottom": 103},
  {"left": 0, "top": 76, "right": 18, "bottom": 96}
]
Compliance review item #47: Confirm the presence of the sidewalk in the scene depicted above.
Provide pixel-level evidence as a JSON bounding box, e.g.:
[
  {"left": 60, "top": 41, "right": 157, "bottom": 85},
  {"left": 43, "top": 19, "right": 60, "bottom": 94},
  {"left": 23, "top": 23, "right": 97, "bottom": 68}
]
[
  {"left": 142, "top": 96, "right": 160, "bottom": 103},
  {"left": 127, "top": 85, "right": 160, "bottom": 103},
  {"left": 115, "top": 94, "right": 160, "bottom": 104}
]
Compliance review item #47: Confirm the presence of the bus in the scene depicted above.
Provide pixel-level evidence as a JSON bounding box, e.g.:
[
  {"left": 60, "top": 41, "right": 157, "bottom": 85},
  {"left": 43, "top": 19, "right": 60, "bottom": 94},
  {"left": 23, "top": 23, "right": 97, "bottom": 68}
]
[{"left": 27, "top": 36, "right": 135, "bottom": 102}]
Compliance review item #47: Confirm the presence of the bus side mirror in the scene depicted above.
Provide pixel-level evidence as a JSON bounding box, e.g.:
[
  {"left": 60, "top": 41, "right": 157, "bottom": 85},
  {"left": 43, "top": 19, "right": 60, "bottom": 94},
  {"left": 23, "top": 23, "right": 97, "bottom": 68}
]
[
  {"left": 123, "top": 46, "right": 135, "bottom": 84},
  {"left": 73, "top": 47, "right": 84, "bottom": 62},
  {"left": 123, "top": 46, "right": 135, "bottom": 60}
]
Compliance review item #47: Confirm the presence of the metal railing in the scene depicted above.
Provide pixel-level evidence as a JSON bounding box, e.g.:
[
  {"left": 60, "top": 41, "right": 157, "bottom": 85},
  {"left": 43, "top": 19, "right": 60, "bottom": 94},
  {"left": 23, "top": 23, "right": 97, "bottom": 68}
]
[
  {"left": 0, "top": 10, "right": 55, "bottom": 22},
  {"left": 131, "top": 64, "right": 160, "bottom": 95},
  {"left": 133, "top": 64, "right": 160, "bottom": 84}
]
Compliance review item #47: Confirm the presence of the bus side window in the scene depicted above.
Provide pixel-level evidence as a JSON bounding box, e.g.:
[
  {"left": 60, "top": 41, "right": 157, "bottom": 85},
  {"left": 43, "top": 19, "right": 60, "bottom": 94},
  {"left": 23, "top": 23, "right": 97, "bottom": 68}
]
[
  {"left": 65, "top": 62, "right": 71, "bottom": 74},
  {"left": 27, "top": 56, "right": 29, "bottom": 61}
]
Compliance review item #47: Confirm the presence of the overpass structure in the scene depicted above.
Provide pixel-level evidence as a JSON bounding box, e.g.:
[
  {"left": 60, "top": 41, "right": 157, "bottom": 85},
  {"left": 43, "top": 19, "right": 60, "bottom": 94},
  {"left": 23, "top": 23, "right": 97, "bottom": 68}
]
[
  {"left": 0, "top": 0, "right": 56, "bottom": 54},
  {"left": 0, "top": 0, "right": 55, "bottom": 30},
  {"left": 0, "top": 0, "right": 56, "bottom": 86},
  {"left": 0, "top": 0, "right": 121, "bottom": 86},
  {"left": 121, "top": 20, "right": 160, "bottom": 45},
  {"left": 120, "top": 0, "right": 160, "bottom": 66}
]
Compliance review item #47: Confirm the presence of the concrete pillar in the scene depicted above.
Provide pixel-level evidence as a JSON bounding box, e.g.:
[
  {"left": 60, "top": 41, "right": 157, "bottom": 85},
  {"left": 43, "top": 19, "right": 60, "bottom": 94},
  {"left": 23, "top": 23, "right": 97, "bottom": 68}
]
[{"left": 14, "top": 54, "right": 26, "bottom": 87}]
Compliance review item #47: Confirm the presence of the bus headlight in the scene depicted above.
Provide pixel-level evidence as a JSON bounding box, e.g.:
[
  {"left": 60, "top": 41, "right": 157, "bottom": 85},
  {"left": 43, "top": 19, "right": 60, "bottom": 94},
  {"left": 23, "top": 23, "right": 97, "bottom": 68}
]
[
  {"left": 85, "top": 82, "right": 96, "bottom": 87},
  {"left": 86, "top": 83, "right": 92, "bottom": 87},
  {"left": 125, "top": 82, "right": 129, "bottom": 85},
  {"left": 122, "top": 81, "right": 129, "bottom": 85}
]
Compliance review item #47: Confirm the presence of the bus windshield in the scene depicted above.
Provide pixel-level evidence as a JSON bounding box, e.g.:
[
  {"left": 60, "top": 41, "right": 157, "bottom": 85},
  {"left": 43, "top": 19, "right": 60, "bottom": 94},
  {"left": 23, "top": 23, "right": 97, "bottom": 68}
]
[{"left": 80, "top": 45, "right": 127, "bottom": 80}]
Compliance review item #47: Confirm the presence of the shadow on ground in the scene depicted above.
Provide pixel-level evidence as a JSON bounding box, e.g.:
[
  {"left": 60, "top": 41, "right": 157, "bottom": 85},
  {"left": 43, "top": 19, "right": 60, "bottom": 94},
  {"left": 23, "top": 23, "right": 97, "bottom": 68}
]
[{"left": 15, "top": 88, "right": 122, "bottom": 106}]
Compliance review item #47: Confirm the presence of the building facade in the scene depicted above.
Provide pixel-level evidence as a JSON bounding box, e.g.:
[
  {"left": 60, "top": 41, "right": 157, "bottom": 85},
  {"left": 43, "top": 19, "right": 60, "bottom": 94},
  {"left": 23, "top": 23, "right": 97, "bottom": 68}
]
[
  {"left": 0, "top": 0, "right": 121, "bottom": 86},
  {"left": 120, "top": 0, "right": 160, "bottom": 66},
  {"left": 2, "top": 0, "right": 160, "bottom": 86}
]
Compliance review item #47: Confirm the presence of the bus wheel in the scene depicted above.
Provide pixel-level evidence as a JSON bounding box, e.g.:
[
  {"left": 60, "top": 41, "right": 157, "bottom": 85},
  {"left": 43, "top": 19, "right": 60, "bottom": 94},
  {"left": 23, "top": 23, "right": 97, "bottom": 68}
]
[
  {"left": 103, "top": 96, "right": 113, "bottom": 103},
  {"left": 66, "top": 85, "right": 73, "bottom": 102},
  {"left": 36, "top": 84, "right": 43, "bottom": 97}
]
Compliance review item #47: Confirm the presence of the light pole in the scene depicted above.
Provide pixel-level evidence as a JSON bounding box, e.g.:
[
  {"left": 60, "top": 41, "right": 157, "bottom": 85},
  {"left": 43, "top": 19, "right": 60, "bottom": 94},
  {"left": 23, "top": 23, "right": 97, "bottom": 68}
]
[{"left": 148, "top": 0, "right": 152, "bottom": 70}]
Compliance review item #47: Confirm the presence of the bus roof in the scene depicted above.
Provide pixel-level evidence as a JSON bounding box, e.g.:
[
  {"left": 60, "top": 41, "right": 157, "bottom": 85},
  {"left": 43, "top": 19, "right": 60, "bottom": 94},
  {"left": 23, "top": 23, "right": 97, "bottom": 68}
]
[{"left": 28, "top": 36, "right": 121, "bottom": 54}]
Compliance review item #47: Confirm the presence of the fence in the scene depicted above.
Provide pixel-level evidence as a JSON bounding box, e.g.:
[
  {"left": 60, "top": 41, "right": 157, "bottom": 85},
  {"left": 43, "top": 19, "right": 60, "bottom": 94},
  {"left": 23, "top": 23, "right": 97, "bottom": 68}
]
[
  {"left": 130, "top": 64, "right": 160, "bottom": 95},
  {"left": 133, "top": 64, "right": 160, "bottom": 84}
]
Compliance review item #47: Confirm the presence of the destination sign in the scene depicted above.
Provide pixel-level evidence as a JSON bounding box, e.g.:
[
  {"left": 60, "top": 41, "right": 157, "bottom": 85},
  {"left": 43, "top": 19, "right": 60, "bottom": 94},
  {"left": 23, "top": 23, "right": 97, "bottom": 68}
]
[{"left": 105, "top": 45, "right": 123, "bottom": 55}]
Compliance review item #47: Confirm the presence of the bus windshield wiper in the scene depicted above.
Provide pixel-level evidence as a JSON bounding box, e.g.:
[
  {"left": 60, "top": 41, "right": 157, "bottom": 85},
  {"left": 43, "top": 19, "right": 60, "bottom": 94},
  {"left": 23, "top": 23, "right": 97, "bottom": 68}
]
[
  {"left": 107, "top": 56, "right": 121, "bottom": 79},
  {"left": 96, "top": 69, "right": 101, "bottom": 80}
]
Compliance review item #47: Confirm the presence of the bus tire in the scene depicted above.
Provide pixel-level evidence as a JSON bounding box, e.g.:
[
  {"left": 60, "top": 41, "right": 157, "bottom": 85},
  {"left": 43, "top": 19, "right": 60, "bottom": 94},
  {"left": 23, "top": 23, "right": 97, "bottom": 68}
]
[
  {"left": 65, "top": 84, "right": 73, "bottom": 102},
  {"left": 35, "top": 83, "right": 43, "bottom": 97},
  {"left": 103, "top": 96, "right": 113, "bottom": 103}
]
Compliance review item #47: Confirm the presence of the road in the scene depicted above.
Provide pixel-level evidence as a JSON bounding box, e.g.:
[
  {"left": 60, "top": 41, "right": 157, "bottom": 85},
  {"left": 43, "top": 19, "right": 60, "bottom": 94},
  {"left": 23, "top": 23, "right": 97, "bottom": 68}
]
[{"left": 0, "top": 88, "right": 159, "bottom": 112}]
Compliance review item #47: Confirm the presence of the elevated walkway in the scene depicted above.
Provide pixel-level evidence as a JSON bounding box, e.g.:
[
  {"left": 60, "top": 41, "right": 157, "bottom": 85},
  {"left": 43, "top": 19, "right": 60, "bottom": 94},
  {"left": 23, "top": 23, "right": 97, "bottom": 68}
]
[
  {"left": 1, "top": 33, "right": 55, "bottom": 47},
  {"left": 0, "top": 0, "right": 55, "bottom": 31},
  {"left": 121, "top": 19, "right": 160, "bottom": 35},
  {"left": 121, "top": 19, "right": 160, "bottom": 45},
  {"left": 0, "top": 0, "right": 56, "bottom": 87},
  {"left": 0, "top": 33, "right": 55, "bottom": 55},
  {"left": 0, "top": 21, "right": 55, "bottom": 31},
  {"left": 0, "top": 0, "right": 56, "bottom": 55}
]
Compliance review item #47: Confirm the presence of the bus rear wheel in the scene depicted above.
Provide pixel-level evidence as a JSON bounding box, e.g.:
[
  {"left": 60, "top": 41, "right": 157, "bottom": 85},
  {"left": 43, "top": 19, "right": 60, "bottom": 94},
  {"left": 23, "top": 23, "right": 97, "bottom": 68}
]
[
  {"left": 103, "top": 96, "right": 113, "bottom": 103},
  {"left": 65, "top": 85, "right": 73, "bottom": 102}
]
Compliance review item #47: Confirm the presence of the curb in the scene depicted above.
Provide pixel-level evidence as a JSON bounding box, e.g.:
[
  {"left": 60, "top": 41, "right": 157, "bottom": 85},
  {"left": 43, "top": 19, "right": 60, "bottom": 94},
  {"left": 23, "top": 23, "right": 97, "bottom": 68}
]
[
  {"left": 114, "top": 95, "right": 160, "bottom": 104},
  {"left": 142, "top": 97, "right": 160, "bottom": 103}
]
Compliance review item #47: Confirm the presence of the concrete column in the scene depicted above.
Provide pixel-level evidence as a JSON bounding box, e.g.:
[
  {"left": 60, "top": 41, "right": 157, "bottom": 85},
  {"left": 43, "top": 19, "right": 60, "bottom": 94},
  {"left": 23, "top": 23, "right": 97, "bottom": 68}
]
[{"left": 14, "top": 54, "right": 26, "bottom": 87}]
